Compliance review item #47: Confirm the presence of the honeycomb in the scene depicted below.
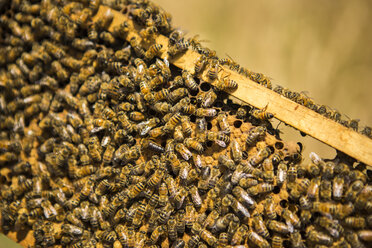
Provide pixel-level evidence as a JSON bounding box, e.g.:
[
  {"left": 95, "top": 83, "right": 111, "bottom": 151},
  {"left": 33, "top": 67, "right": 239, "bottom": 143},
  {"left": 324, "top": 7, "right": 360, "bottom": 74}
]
[{"left": 0, "top": 0, "right": 371, "bottom": 248}]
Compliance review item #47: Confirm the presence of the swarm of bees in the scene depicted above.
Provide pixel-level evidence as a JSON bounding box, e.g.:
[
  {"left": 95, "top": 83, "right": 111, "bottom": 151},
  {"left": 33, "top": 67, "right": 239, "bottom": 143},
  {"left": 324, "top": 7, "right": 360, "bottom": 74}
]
[{"left": 0, "top": 0, "right": 371, "bottom": 248}]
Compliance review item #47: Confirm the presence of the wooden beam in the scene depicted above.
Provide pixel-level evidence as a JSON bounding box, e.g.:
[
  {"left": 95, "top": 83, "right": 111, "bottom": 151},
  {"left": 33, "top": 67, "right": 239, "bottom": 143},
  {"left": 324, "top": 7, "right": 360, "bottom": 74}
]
[{"left": 92, "top": 6, "right": 372, "bottom": 166}]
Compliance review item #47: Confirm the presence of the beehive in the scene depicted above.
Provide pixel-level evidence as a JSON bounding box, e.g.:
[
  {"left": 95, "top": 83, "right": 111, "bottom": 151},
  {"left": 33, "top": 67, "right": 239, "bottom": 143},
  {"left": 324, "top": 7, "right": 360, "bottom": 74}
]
[{"left": 0, "top": 1, "right": 371, "bottom": 248}]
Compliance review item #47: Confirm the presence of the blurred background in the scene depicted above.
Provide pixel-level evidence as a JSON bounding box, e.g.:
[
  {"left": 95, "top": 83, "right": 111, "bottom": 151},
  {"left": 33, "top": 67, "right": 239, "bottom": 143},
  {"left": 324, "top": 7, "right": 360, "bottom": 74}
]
[
  {"left": 152, "top": 0, "right": 372, "bottom": 162},
  {"left": 1, "top": 0, "right": 372, "bottom": 246}
]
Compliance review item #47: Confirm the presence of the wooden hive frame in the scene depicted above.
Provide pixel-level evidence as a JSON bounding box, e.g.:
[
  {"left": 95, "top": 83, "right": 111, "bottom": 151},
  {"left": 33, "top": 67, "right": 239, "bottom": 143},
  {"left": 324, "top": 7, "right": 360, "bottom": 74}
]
[
  {"left": 2, "top": 3, "right": 372, "bottom": 247},
  {"left": 90, "top": 5, "right": 372, "bottom": 166}
]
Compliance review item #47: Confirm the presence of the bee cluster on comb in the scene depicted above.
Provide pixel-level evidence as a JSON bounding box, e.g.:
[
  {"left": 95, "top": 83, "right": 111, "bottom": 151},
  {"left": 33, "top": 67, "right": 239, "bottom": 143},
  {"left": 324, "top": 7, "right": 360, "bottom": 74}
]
[{"left": 0, "top": 0, "right": 371, "bottom": 248}]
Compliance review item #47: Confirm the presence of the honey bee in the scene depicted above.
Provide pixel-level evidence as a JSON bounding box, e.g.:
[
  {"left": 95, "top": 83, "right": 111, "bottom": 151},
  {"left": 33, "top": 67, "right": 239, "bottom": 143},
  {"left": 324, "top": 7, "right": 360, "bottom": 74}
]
[
  {"left": 298, "top": 195, "right": 311, "bottom": 210},
  {"left": 290, "top": 231, "right": 306, "bottom": 248},
  {"left": 175, "top": 143, "right": 193, "bottom": 161},
  {"left": 42, "top": 40, "right": 65, "bottom": 59},
  {"left": 132, "top": 199, "right": 147, "bottom": 228},
  {"left": 302, "top": 162, "right": 320, "bottom": 178},
  {"left": 97, "top": 230, "right": 118, "bottom": 243},
  {"left": 269, "top": 150, "right": 282, "bottom": 165},
  {"left": 319, "top": 179, "right": 332, "bottom": 201},
  {"left": 168, "top": 38, "right": 190, "bottom": 57},
  {"left": 231, "top": 224, "right": 248, "bottom": 245},
  {"left": 163, "top": 113, "right": 182, "bottom": 132},
  {"left": 206, "top": 131, "right": 230, "bottom": 147},
  {"left": 307, "top": 177, "right": 321, "bottom": 199},
  {"left": 137, "top": 117, "right": 160, "bottom": 136},
  {"left": 221, "top": 195, "right": 246, "bottom": 219},
  {"left": 168, "top": 75, "right": 184, "bottom": 89},
  {"left": 184, "top": 138, "right": 204, "bottom": 154},
  {"left": 218, "top": 154, "right": 236, "bottom": 170},
  {"left": 192, "top": 222, "right": 218, "bottom": 246},
  {"left": 145, "top": 43, "right": 163, "bottom": 60},
  {"left": 178, "top": 161, "right": 191, "bottom": 181},
  {"left": 345, "top": 230, "right": 365, "bottom": 248},
  {"left": 186, "top": 186, "right": 202, "bottom": 209},
  {"left": 246, "top": 126, "right": 266, "bottom": 147},
  {"left": 252, "top": 214, "right": 270, "bottom": 239},
  {"left": 207, "top": 59, "right": 220, "bottom": 81},
  {"left": 267, "top": 219, "right": 293, "bottom": 235},
  {"left": 194, "top": 55, "right": 207, "bottom": 74},
  {"left": 361, "top": 126, "right": 372, "bottom": 139},
  {"left": 231, "top": 164, "right": 244, "bottom": 185},
  {"left": 182, "top": 70, "right": 198, "bottom": 91},
  {"left": 199, "top": 91, "right": 217, "bottom": 109},
  {"left": 168, "top": 88, "right": 189, "bottom": 103},
  {"left": 215, "top": 76, "right": 238, "bottom": 92},
  {"left": 128, "top": 111, "right": 145, "bottom": 122},
  {"left": 113, "top": 21, "right": 130, "bottom": 39},
  {"left": 316, "top": 202, "right": 354, "bottom": 220},
  {"left": 130, "top": 37, "right": 146, "bottom": 58},
  {"left": 306, "top": 225, "right": 333, "bottom": 246},
  {"left": 264, "top": 196, "right": 277, "bottom": 220},
  {"left": 182, "top": 103, "right": 196, "bottom": 115},
  {"left": 24, "top": 103, "right": 40, "bottom": 118},
  {"left": 174, "top": 187, "right": 188, "bottom": 209},
  {"left": 247, "top": 230, "right": 270, "bottom": 248},
  {"left": 171, "top": 125, "right": 184, "bottom": 142},
  {"left": 232, "top": 186, "right": 256, "bottom": 210},
  {"left": 188, "top": 235, "right": 200, "bottom": 248},
  {"left": 239, "top": 177, "right": 258, "bottom": 189},
  {"left": 251, "top": 105, "right": 274, "bottom": 120},
  {"left": 20, "top": 84, "right": 41, "bottom": 97},
  {"left": 99, "top": 31, "right": 116, "bottom": 46},
  {"left": 165, "top": 139, "right": 176, "bottom": 156},
  {"left": 356, "top": 230, "right": 372, "bottom": 243},
  {"left": 171, "top": 97, "right": 190, "bottom": 113},
  {"left": 249, "top": 147, "right": 271, "bottom": 166},
  {"left": 151, "top": 102, "right": 170, "bottom": 114},
  {"left": 292, "top": 178, "right": 307, "bottom": 195},
  {"left": 195, "top": 108, "right": 217, "bottom": 117},
  {"left": 0, "top": 139, "right": 21, "bottom": 153},
  {"left": 60, "top": 55, "right": 84, "bottom": 71},
  {"left": 41, "top": 200, "right": 57, "bottom": 220},
  {"left": 344, "top": 216, "right": 366, "bottom": 229},
  {"left": 146, "top": 168, "right": 164, "bottom": 188},
  {"left": 155, "top": 58, "right": 171, "bottom": 79},
  {"left": 215, "top": 114, "right": 230, "bottom": 135},
  {"left": 114, "top": 47, "right": 131, "bottom": 63},
  {"left": 165, "top": 216, "right": 178, "bottom": 241},
  {"left": 101, "top": 142, "right": 115, "bottom": 164},
  {"left": 149, "top": 225, "right": 165, "bottom": 244},
  {"left": 334, "top": 162, "right": 350, "bottom": 177},
  {"left": 115, "top": 224, "right": 128, "bottom": 247},
  {"left": 282, "top": 208, "right": 301, "bottom": 229},
  {"left": 287, "top": 165, "right": 297, "bottom": 183},
  {"left": 183, "top": 201, "right": 198, "bottom": 229},
  {"left": 344, "top": 180, "right": 364, "bottom": 202},
  {"left": 169, "top": 29, "right": 184, "bottom": 45},
  {"left": 316, "top": 216, "right": 343, "bottom": 238}
]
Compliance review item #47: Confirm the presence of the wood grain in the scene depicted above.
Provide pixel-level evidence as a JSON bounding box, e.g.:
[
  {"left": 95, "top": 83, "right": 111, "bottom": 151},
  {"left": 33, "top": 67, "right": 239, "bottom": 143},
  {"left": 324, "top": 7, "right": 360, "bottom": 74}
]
[{"left": 92, "top": 5, "right": 372, "bottom": 166}]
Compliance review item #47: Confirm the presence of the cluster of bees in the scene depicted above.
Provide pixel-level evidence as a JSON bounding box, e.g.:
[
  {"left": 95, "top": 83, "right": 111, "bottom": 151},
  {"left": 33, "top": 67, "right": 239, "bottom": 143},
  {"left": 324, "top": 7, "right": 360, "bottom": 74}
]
[
  {"left": 218, "top": 58, "right": 372, "bottom": 138},
  {"left": 0, "top": 0, "right": 371, "bottom": 248}
]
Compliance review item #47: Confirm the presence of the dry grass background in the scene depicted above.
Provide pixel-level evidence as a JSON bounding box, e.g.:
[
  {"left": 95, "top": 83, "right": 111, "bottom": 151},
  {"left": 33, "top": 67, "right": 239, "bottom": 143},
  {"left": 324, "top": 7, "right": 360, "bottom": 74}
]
[{"left": 1, "top": 0, "right": 372, "bottom": 246}]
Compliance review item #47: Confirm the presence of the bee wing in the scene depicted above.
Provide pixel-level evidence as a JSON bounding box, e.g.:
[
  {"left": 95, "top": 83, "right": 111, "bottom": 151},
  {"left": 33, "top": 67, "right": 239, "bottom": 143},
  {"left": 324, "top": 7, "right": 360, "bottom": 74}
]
[
  {"left": 309, "top": 152, "right": 322, "bottom": 165},
  {"left": 182, "top": 150, "right": 192, "bottom": 161},
  {"left": 140, "top": 125, "right": 153, "bottom": 136},
  {"left": 285, "top": 219, "right": 294, "bottom": 233},
  {"left": 215, "top": 140, "right": 226, "bottom": 148},
  {"left": 90, "top": 126, "right": 105, "bottom": 134}
]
